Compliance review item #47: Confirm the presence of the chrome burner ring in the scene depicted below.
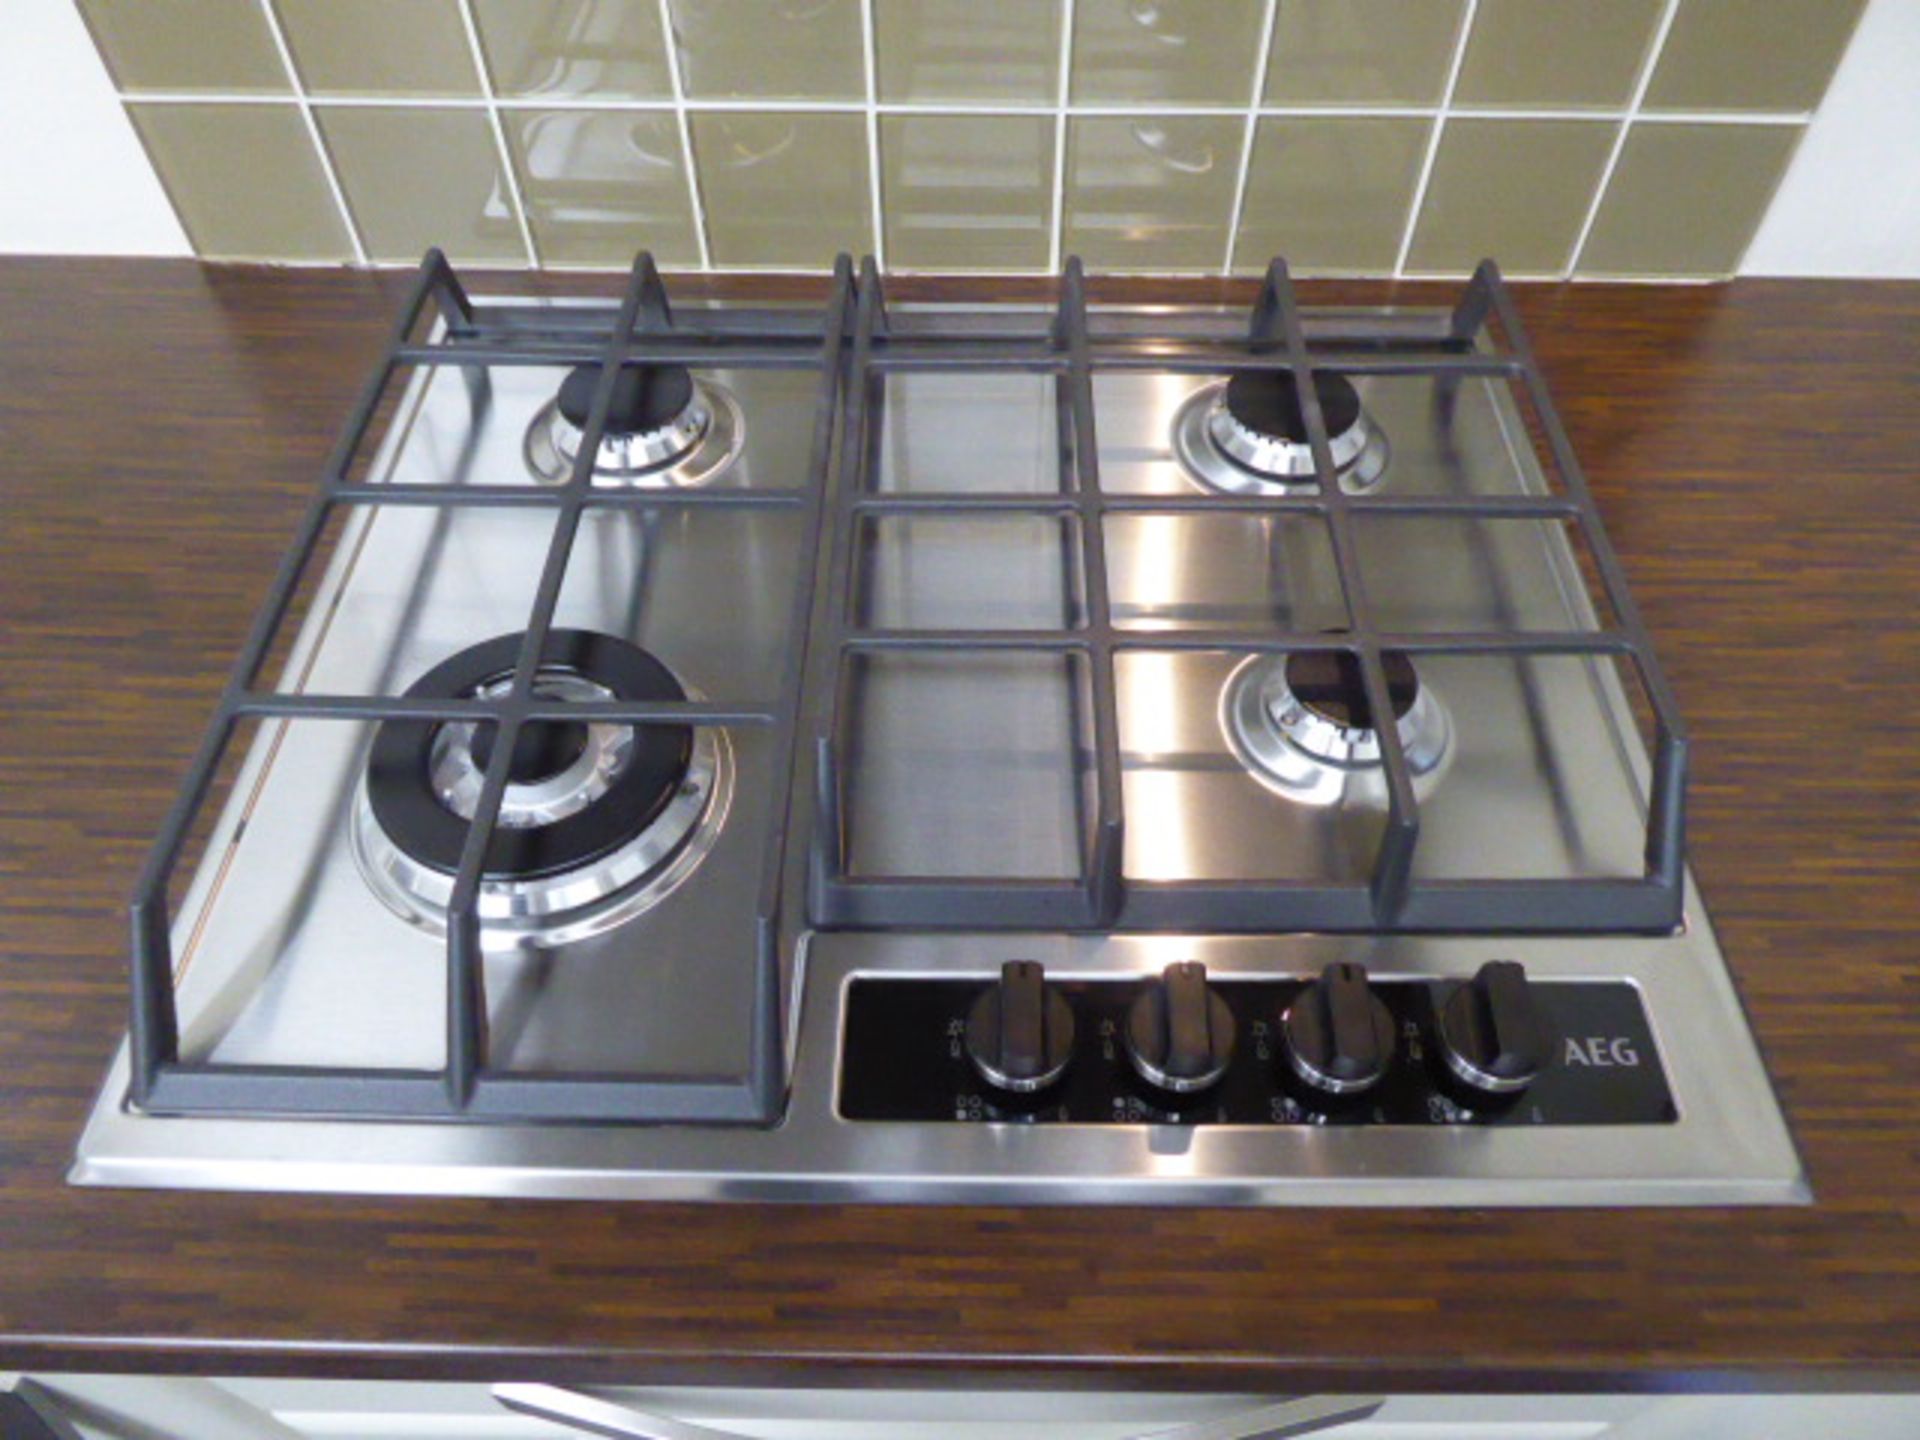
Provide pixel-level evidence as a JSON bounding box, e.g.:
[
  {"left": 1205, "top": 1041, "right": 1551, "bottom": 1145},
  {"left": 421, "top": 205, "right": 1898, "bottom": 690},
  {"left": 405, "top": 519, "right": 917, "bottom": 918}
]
[
  {"left": 524, "top": 379, "right": 744, "bottom": 488},
  {"left": 429, "top": 674, "right": 630, "bottom": 830},
  {"left": 351, "top": 707, "right": 732, "bottom": 950},
  {"left": 1172, "top": 380, "right": 1390, "bottom": 496},
  {"left": 1221, "top": 652, "right": 1450, "bottom": 807}
]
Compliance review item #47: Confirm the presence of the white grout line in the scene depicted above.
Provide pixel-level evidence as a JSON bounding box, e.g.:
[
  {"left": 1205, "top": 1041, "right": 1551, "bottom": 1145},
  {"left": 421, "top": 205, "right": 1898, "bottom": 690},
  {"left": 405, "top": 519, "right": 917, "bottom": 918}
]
[
  {"left": 1222, "top": 0, "right": 1281, "bottom": 275},
  {"left": 654, "top": 0, "right": 712, "bottom": 270},
  {"left": 1564, "top": 0, "right": 1683, "bottom": 277},
  {"left": 455, "top": 0, "right": 539, "bottom": 269},
  {"left": 1457, "top": 106, "right": 1805, "bottom": 125},
  {"left": 1048, "top": 0, "right": 1076, "bottom": 271},
  {"left": 1392, "top": 0, "right": 1477, "bottom": 278},
  {"left": 115, "top": 90, "right": 1818, "bottom": 127},
  {"left": 1255, "top": 103, "right": 1430, "bottom": 120},
  {"left": 859, "top": 0, "right": 886, "bottom": 269},
  {"left": 252, "top": 0, "right": 367, "bottom": 264}
]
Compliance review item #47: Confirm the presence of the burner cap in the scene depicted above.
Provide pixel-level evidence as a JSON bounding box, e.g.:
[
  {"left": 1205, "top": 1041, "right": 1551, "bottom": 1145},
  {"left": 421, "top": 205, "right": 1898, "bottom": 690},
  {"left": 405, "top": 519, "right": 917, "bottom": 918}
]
[
  {"left": 527, "top": 367, "right": 739, "bottom": 488},
  {"left": 557, "top": 363, "right": 697, "bottom": 436},
  {"left": 469, "top": 719, "right": 591, "bottom": 786},
  {"left": 1224, "top": 370, "right": 1363, "bottom": 446},
  {"left": 366, "top": 630, "right": 693, "bottom": 882},
  {"left": 1284, "top": 649, "right": 1418, "bottom": 732},
  {"left": 1220, "top": 649, "right": 1451, "bottom": 803},
  {"left": 1185, "top": 370, "right": 1389, "bottom": 494}
]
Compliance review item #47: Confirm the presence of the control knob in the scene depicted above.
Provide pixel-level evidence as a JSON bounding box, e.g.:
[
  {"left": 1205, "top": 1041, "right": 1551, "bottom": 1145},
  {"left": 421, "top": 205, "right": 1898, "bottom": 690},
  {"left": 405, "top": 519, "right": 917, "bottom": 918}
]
[
  {"left": 1279, "top": 962, "right": 1396, "bottom": 1096},
  {"left": 1125, "top": 961, "right": 1236, "bottom": 1094},
  {"left": 1436, "top": 960, "right": 1551, "bottom": 1097},
  {"left": 964, "top": 960, "right": 1075, "bottom": 1093}
]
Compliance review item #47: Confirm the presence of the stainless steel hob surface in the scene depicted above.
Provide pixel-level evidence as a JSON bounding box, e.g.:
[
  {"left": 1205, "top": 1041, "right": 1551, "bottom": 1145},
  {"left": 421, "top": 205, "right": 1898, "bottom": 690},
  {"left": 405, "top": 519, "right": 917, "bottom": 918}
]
[{"left": 73, "top": 254, "right": 1805, "bottom": 1205}]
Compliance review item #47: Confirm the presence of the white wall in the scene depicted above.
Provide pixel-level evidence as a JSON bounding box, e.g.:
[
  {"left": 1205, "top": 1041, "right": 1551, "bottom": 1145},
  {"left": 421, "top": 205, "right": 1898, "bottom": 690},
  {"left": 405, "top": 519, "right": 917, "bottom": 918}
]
[
  {"left": 0, "top": 0, "right": 188, "bottom": 255},
  {"left": 1742, "top": 0, "right": 1920, "bottom": 277}
]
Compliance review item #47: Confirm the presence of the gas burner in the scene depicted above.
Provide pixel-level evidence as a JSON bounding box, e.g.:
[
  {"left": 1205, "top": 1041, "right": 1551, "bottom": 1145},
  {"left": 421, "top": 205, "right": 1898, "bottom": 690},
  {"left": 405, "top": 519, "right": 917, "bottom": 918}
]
[
  {"left": 525, "top": 362, "right": 744, "bottom": 487},
  {"left": 1173, "top": 370, "right": 1390, "bottom": 495},
  {"left": 1222, "top": 648, "right": 1449, "bottom": 805},
  {"left": 350, "top": 629, "right": 730, "bottom": 946}
]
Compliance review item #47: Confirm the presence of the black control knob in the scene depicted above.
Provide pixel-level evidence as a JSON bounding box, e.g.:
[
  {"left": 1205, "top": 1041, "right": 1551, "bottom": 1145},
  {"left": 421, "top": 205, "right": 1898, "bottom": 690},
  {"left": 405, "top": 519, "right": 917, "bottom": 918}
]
[
  {"left": 1280, "top": 962, "right": 1396, "bottom": 1096},
  {"left": 1125, "top": 961, "right": 1236, "bottom": 1094},
  {"left": 964, "top": 960, "right": 1075, "bottom": 1093},
  {"left": 1437, "top": 960, "right": 1552, "bottom": 1097}
]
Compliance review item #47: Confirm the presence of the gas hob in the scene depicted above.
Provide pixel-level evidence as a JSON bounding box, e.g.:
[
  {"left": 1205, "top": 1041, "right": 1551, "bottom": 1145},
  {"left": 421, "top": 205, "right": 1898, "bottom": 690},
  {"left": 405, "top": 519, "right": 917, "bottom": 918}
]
[{"left": 74, "top": 253, "right": 1805, "bottom": 1205}]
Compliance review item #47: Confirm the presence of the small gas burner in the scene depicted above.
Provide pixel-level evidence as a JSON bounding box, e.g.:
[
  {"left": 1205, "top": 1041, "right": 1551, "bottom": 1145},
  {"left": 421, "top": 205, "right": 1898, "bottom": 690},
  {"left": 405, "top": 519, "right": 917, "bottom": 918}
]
[
  {"left": 524, "top": 361, "right": 744, "bottom": 487},
  {"left": 350, "top": 628, "right": 729, "bottom": 946},
  {"left": 1223, "top": 648, "right": 1449, "bottom": 805},
  {"left": 1173, "top": 369, "right": 1389, "bottom": 495}
]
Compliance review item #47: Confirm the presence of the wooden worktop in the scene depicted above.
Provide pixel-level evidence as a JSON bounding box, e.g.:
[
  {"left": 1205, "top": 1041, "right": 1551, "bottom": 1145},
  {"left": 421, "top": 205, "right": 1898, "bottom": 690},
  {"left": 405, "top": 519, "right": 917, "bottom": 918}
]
[{"left": 0, "top": 259, "right": 1915, "bottom": 1390}]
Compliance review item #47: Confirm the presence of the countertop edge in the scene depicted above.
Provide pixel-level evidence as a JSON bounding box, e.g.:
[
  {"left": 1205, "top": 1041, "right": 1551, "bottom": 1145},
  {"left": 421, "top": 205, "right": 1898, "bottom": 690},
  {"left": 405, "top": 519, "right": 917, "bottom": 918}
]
[{"left": 4, "top": 1336, "right": 1920, "bottom": 1393}]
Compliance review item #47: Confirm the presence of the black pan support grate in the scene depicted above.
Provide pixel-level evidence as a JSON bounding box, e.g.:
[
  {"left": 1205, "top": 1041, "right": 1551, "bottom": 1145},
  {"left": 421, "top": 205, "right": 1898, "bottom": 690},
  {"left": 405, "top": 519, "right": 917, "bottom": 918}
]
[
  {"left": 128, "top": 250, "right": 854, "bottom": 1121},
  {"left": 806, "top": 257, "right": 1687, "bottom": 937},
  {"left": 127, "top": 251, "right": 1686, "bottom": 1125}
]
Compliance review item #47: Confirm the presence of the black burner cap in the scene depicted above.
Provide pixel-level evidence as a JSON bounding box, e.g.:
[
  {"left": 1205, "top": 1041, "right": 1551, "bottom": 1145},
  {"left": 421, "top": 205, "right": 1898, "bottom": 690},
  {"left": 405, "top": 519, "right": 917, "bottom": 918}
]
[
  {"left": 470, "top": 719, "right": 590, "bottom": 786},
  {"left": 1286, "top": 649, "right": 1418, "bottom": 731},
  {"left": 1224, "top": 370, "right": 1363, "bottom": 445},
  {"left": 557, "top": 363, "right": 695, "bottom": 436},
  {"left": 367, "top": 630, "right": 693, "bottom": 882}
]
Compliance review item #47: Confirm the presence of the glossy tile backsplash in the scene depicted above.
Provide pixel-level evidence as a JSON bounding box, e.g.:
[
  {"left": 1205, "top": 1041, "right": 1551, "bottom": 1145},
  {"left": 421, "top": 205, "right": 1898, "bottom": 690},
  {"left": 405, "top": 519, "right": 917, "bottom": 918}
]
[{"left": 78, "top": 0, "right": 1864, "bottom": 277}]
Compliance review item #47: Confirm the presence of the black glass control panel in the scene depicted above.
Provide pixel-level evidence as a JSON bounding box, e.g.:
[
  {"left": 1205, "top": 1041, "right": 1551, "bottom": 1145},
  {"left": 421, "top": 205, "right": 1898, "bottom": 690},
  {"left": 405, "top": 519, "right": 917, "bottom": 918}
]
[{"left": 840, "top": 976, "right": 1676, "bottom": 1126}]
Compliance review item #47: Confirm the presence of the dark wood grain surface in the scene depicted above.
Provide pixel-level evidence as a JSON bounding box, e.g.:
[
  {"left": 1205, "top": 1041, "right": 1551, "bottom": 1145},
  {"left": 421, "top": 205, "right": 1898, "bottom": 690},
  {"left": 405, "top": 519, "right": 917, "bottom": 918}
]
[{"left": 0, "top": 260, "right": 1915, "bottom": 1390}]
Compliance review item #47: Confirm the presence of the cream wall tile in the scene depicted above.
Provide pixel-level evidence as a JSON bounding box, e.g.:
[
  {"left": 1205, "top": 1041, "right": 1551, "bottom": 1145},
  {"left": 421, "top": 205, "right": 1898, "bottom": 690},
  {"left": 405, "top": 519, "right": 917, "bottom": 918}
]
[
  {"left": 1406, "top": 118, "right": 1615, "bottom": 274},
  {"left": 474, "top": 0, "right": 674, "bottom": 100},
  {"left": 668, "top": 0, "right": 864, "bottom": 100},
  {"left": 277, "top": 0, "right": 480, "bottom": 97},
  {"left": 1072, "top": 0, "right": 1266, "bottom": 106},
  {"left": 94, "top": 0, "right": 1837, "bottom": 274},
  {"left": 1265, "top": 0, "right": 1465, "bottom": 105},
  {"left": 690, "top": 112, "right": 871, "bottom": 268},
  {"left": 503, "top": 110, "right": 699, "bottom": 267},
  {"left": 1062, "top": 115, "right": 1243, "bottom": 271},
  {"left": 1578, "top": 123, "right": 1802, "bottom": 276},
  {"left": 129, "top": 103, "right": 348, "bottom": 259},
  {"left": 318, "top": 107, "right": 524, "bottom": 263},
  {"left": 881, "top": 114, "right": 1053, "bottom": 270},
  {"left": 874, "top": 0, "right": 1061, "bottom": 102},
  {"left": 1236, "top": 117, "right": 1429, "bottom": 273},
  {"left": 1646, "top": 0, "right": 1865, "bottom": 112},
  {"left": 80, "top": 0, "right": 289, "bottom": 93},
  {"left": 1454, "top": 0, "right": 1664, "bottom": 109}
]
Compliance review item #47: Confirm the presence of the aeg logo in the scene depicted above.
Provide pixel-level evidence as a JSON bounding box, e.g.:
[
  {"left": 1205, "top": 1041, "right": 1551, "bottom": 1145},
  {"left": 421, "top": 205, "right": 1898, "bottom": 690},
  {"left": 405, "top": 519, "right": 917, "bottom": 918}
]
[{"left": 1563, "top": 1036, "right": 1641, "bottom": 1068}]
